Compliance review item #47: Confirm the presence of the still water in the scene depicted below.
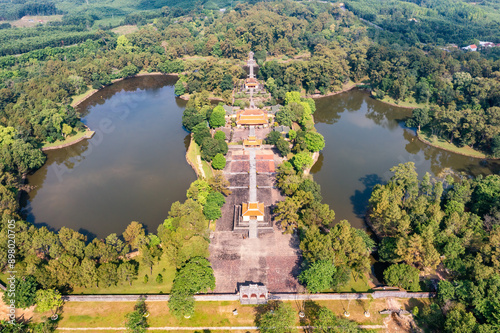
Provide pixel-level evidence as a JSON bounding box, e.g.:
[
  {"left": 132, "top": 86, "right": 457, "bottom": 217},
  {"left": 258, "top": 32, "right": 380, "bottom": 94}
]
[
  {"left": 312, "top": 89, "right": 500, "bottom": 229},
  {"left": 22, "top": 79, "right": 499, "bottom": 238},
  {"left": 22, "top": 75, "right": 196, "bottom": 238}
]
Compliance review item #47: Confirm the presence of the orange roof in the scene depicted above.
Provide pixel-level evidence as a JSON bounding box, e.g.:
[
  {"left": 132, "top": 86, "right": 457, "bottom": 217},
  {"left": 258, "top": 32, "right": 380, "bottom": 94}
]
[
  {"left": 246, "top": 78, "right": 258, "bottom": 83},
  {"left": 242, "top": 202, "right": 265, "bottom": 217},
  {"left": 236, "top": 109, "right": 268, "bottom": 125},
  {"left": 243, "top": 138, "right": 262, "bottom": 146}
]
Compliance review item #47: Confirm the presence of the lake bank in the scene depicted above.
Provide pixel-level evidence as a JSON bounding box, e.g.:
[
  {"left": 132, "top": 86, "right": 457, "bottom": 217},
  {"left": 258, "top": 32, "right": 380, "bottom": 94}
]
[
  {"left": 23, "top": 75, "right": 195, "bottom": 238},
  {"left": 417, "top": 129, "right": 497, "bottom": 160}
]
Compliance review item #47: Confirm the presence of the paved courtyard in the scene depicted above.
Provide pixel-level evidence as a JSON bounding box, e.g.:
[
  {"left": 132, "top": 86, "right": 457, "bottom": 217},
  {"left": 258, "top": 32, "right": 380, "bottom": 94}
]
[
  {"left": 209, "top": 229, "right": 301, "bottom": 293},
  {"left": 209, "top": 128, "right": 299, "bottom": 292}
]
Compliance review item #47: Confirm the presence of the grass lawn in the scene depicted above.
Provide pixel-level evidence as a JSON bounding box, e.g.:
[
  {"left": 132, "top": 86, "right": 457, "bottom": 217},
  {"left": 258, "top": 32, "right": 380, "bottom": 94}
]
[
  {"left": 324, "top": 272, "right": 373, "bottom": 293},
  {"left": 377, "top": 94, "right": 426, "bottom": 109},
  {"left": 418, "top": 128, "right": 489, "bottom": 159},
  {"left": 31, "top": 298, "right": 416, "bottom": 328},
  {"left": 42, "top": 129, "right": 94, "bottom": 149},
  {"left": 71, "top": 88, "right": 97, "bottom": 107},
  {"left": 70, "top": 252, "right": 175, "bottom": 295},
  {"left": 186, "top": 137, "right": 213, "bottom": 178}
]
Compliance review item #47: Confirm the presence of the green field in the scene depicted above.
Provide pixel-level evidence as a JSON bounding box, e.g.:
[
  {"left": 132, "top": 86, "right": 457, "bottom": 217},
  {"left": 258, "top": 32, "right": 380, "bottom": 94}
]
[{"left": 70, "top": 253, "right": 176, "bottom": 295}]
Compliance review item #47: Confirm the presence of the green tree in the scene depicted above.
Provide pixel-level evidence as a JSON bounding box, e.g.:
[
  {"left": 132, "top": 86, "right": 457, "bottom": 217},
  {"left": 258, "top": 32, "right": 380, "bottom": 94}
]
[
  {"left": 291, "top": 152, "right": 313, "bottom": 171},
  {"left": 285, "top": 91, "right": 301, "bottom": 105},
  {"left": 171, "top": 257, "right": 215, "bottom": 294},
  {"left": 211, "top": 153, "right": 226, "bottom": 170},
  {"left": 97, "top": 262, "right": 119, "bottom": 287},
  {"left": 329, "top": 220, "right": 371, "bottom": 274},
  {"left": 168, "top": 290, "right": 194, "bottom": 319},
  {"left": 383, "top": 263, "right": 420, "bottom": 291},
  {"left": 209, "top": 105, "right": 226, "bottom": 128},
  {"left": 203, "top": 201, "right": 222, "bottom": 220},
  {"left": 156, "top": 274, "right": 163, "bottom": 284},
  {"left": 208, "top": 171, "right": 232, "bottom": 196},
  {"left": 314, "top": 307, "right": 360, "bottom": 333},
  {"left": 444, "top": 304, "right": 478, "bottom": 333},
  {"left": 214, "top": 130, "right": 226, "bottom": 141},
  {"left": 2, "top": 275, "right": 38, "bottom": 309},
  {"left": 304, "top": 132, "right": 325, "bottom": 152},
  {"left": 276, "top": 137, "right": 291, "bottom": 157},
  {"left": 406, "top": 108, "right": 430, "bottom": 131},
  {"left": 299, "top": 260, "right": 336, "bottom": 293},
  {"left": 174, "top": 81, "right": 185, "bottom": 96},
  {"left": 266, "top": 131, "right": 282, "bottom": 145},
  {"left": 78, "top": 257, "right": 98, "bottom": 288},
  {"left": 182, "top": 107, "right": 204, "bottom": 132},
  {"left": 257, "top": 302, "right": 296, "bottom": 333},
  {"left": 123, "top": 221, "right": 146, "bottom": 250},
  {"left": 125, "top": 298, "right": 148, "bottom": 333},
  {"left": 140, "top": 245, "right": 155, "bottom": 275},
  {"left": 35, "top": 289, "right": 63, "bottom": 315},
  {"left": 118, "top": 262, "right": 137, "bottom": 286}
]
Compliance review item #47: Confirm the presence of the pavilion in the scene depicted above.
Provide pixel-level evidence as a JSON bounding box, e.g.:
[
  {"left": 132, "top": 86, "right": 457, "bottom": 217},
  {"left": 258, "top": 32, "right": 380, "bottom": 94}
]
[
  {"left": 236, "top": 108, "right": 268, "bottom": 126},
  {"left": 241, "top": 202, "right": 265, "bottom": 222}
]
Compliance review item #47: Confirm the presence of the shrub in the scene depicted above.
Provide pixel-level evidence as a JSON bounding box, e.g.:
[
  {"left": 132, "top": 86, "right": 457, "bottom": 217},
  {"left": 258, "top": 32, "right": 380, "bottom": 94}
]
[
  {"left": 383, "top": 263, "right": 420, "bottom": 291},
  {"left": 214, "top": 130, "right": 226, "bottom": 141},
  {"left": 299, "top": 260, "right": 336, "bottom": 293},
  {"left": 291, "top": 152, "right": 313, "bottom": 171},
  {"left": 212, "top": 153, "right": 226, "bottom": 170},
  {"left": 209, "top": 105, "right": 226, "bottom": 128}
]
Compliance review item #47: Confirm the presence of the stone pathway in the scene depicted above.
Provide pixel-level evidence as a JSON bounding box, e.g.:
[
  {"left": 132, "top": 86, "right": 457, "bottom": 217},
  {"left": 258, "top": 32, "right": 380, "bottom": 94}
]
[
  {"left": 248, "top": 148, "right": 257, "bottom": 202},
  {"left": 249, "top": 219, "right": 257, "bottom": 238}
]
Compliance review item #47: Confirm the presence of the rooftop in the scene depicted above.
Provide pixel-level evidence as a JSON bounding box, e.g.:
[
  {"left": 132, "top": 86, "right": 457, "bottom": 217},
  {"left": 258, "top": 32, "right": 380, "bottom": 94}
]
[{"left": 242, "top": 202, "right": 265, "bottom": 217}]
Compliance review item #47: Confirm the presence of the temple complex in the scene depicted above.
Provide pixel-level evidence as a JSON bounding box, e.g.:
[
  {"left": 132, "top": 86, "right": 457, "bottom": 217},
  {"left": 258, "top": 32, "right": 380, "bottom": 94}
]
[
  {"left": 209, "top": 51, "right": 299, "bottom": 294},
  {"left": 236, "top": 108, "right": 268, "bottom": 127}
]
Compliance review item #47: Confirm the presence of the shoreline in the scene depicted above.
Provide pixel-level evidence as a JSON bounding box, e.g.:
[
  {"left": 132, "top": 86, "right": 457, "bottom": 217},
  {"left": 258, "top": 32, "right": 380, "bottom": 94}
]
[
  {"left": 71, "top": 72, "right": 178, "bottom": 108},
  {"left": 306, "top": 82, "right": 363, "bottom": 99},
  {"left": 42, "top": 128, "right": 95, "bottom": 151},
  {"left": 307, "top": 83, "right": 420, "bottom": 110},
  {"left": 416, "top": 131, "right": 497, "bottom": 160},
  {"left": 185, "top": 135, "right": 203, "bottom": 178},
  {"left": 47, "top": 73, "right": 180, "bottom": 152}
]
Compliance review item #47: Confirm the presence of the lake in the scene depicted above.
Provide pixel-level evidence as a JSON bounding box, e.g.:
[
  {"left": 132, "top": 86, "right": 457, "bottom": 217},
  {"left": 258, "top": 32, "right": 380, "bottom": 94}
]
[
  {"left": 22, "top": 79, "right": 500, "bottom": 238},
  {"left": 312, "top": 89, "right": 500, "bottom": 229},
  {"left": 21, "top": 75, "right": 196, "bottom": 238}
]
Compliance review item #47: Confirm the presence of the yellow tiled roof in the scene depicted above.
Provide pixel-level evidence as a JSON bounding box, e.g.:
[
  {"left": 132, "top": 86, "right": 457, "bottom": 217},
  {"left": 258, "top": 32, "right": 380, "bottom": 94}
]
[{"left": 242, "top": 202, "right": 265, "bottom": 217}]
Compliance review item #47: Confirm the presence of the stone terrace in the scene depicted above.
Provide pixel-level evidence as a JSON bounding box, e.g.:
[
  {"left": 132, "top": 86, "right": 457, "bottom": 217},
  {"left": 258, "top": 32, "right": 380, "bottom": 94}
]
[{"left": 209, "top": 132, "right": 299, "bottom": 293}]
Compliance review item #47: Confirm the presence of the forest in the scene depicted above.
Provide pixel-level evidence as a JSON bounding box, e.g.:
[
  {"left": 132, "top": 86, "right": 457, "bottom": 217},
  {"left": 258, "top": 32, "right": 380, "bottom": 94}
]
[
  {"left": 345, "top": 0, "right": 500, "bottom": 46},
  {"left": 0, "top": 0, "right": 499, "bottom": 331}
]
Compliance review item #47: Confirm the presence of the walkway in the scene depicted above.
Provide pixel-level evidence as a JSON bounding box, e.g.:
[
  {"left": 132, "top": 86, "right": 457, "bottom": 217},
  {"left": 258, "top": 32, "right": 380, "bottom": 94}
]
[
  {"left": 248, "top": 148, "right": 257, "bottom": 202},
  {"left": 62, "top": 291, "right": 435, "bottom": 302},
  {"left": 57, "top": 325, "right": 386, "bottom": 331}
]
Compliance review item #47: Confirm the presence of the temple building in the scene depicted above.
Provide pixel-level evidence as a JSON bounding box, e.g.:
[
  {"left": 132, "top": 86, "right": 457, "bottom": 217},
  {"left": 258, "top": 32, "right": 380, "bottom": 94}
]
[
  {"left": 236, "top": 108, "right": 268, "bottom": 126},
  {"left": 244, "top": 77, "right": 259, "bottom": 90},
  {"left": 243, "top": 136, "right": 262, "bottom": 147},
  {"left": 241, "top": 202, "right": 265, "bottom": 222},
  {"left": 244, "top": 51, "right": 260, "bottom": 90}
]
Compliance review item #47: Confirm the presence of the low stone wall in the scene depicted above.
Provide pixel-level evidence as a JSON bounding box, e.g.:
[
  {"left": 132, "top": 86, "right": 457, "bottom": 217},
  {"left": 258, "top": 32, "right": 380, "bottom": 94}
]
[{"left": 62, "top": 291, "right": 434, "bottom": 302}]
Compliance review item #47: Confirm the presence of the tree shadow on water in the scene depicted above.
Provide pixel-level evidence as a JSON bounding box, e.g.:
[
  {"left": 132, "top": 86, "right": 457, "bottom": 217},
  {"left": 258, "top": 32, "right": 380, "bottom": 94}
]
[{"left": 350, "top": 174, "right": 384, "bottom": 219}]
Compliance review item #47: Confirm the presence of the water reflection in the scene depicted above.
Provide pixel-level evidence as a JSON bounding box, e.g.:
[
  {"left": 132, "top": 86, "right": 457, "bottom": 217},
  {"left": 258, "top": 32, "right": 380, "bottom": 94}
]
[
  {"left": 22, "top": 75, "right": 196, "bottom": 239},
  {"left": 312, "top": 89, "right": 500, "bottom": 229}
]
